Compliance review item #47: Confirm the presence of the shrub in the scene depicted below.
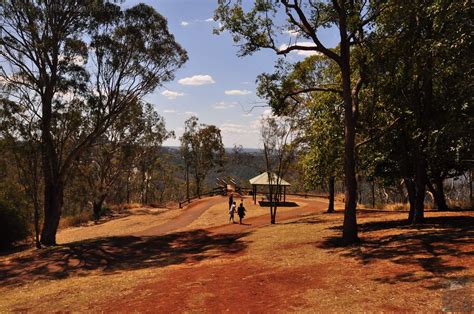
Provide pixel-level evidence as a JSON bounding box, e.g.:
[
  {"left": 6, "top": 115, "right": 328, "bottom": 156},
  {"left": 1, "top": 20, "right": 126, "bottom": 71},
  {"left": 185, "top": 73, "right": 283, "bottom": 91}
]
[
  {"left": 0, "top": 200, "right": 30, "bottom": 249},
  {"left": 59, "top": 211, "right": 94, "bottom": 229}
]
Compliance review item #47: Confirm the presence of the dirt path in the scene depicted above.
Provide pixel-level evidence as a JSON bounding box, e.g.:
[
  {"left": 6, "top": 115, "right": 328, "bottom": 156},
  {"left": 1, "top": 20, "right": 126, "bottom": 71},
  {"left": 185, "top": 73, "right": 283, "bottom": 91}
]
[
  {"left": 135, "top": 195, "right": 228, "bottom": 236},
  {"left": 100, "top": 198, "right": 333, "bottom": 313},
  {"left": 136, "top": 196, "right": 329, "bottom": 237},
  {"left": 208, "top": 198, "right": 329, "bottom": 234}
]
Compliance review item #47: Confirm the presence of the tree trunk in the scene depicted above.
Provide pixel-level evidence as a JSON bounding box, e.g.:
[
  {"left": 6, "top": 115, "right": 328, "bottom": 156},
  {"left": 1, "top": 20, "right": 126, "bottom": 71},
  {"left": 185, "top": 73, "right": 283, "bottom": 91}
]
[
  {"left": 412, "top": 158, "right": 426, "bottom": 224},
  {"left": 405, "top": 178, "right": 416, "bottom": 223},
  {"left": 328, "top": 176, "right": 335, "bottom": 213},
  {"left": 196, "top": 176, "right": 201, "bottom": 199},
  {"left": 93, "top": 198, "right": 105, "bottom": 221},
  {"left": 33, "top": 196, "right": 41, "bottom": 249},
  {"left": 40, "top": 93, "right": 63, "bottom": 246},
  {"left": 141, "top": 170, "right": 148, "bottom": 204},
  {"left": 470, "top": 169, "right": 473, "bottom": 207},
  {"left": 427, "top": 177, "right": 449, "bottom": 210},
  {"left": 185, "top": 161, "right": 190, "bottom": 201},
  {"left": 341, "top": 65, "right": 359, "bottom": 243},
  {"left": 126, "top": 173, "right": 131, "bottom": 204},
  {"left": 40, "top": 181, "right": 64, "bottom": 246},
  {"left": 335, "top": 10, "right": 360, "bottom": 243},
  {"left": 371, "top": 180, "right": 376, "bottom": 208},
  {"left": 357, "top": 175, "right": 363, "bottom": 204}
]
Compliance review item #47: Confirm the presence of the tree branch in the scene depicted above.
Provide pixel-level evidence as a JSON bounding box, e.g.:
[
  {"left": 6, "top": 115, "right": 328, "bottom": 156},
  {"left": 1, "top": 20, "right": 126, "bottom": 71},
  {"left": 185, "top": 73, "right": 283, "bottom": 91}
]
[{"left": 355, "top": 117, "right": 402, "bottom": 149}]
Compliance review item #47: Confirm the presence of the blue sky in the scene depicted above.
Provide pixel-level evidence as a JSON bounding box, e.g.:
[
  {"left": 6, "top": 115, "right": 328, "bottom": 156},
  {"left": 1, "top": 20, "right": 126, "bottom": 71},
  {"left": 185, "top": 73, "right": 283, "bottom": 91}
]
[{"left": 126, "top": 0, "right": 339, "bottom": 148}]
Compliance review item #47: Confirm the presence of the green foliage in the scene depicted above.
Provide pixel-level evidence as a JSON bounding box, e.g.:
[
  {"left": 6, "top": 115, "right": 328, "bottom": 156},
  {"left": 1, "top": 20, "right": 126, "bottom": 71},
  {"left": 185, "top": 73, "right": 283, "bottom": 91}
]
[
  {"left": 1, "top": 0, "right": 187, "bottom": 244},
  {"left": 362, "top": 0, "right": 473, "bottom": 184},
  {"left": 0, "top": 200, "right": 30, "bottom": 249},
  {"left": 181, "top": 116, "right": 225, "bottom": 196},
  {"left": 257, "top": 54, "right": 344, "bottom": 189}
]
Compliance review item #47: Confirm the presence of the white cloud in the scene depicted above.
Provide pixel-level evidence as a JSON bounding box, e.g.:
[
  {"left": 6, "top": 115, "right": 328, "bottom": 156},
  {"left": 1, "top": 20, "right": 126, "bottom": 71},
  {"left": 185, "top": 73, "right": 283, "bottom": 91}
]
[
  {"left": 161, "top": 90, "right": 184, "bottom": 100},
  {"left": 180, "top": 21, "right": 189, "bottom": 26},
  {"left": 213, "top": 101, "right": 236, "bottom": 110},
  {"left": 224, "top": 89, "right": 252, "bottom": 96},
  {"left": 220, "top": 123, "right": 259, "bottom": 135},
  {"left": 205, "top": 18, "right": 214, "bottom": 22},
  {"left": 279, "top": 41, "right": 321, "bottom": 57},
  {"left": 297, "top": 50, "right": 321, "bottom": 57},
  {"left": 242, "top": 112, "right": 253, "bottom": 117},
  {"left": 178, "top": 75, "right": 215, "bottom": 86},
  {"left": 283, "top": 29, "right": 300, "bottom": 37},
  {"left": 163, "top": 109, "right": 176, "bottom": 113},
  {"left": 184, "top": 111, "right": 198, "bottom": 116}
]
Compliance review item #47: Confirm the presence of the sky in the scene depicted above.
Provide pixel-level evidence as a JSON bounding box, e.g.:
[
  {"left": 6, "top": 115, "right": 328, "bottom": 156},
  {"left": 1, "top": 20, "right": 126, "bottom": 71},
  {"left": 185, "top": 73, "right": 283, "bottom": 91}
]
[{"left": 125, "top": 0, "right": 339, "bottom": 148}]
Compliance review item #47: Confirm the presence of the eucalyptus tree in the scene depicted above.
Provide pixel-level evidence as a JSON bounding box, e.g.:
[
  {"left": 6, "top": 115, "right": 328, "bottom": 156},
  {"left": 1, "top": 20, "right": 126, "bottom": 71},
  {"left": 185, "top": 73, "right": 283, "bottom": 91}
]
[
  {"left": 302, "top": 100, "right": 344, "bottom": 213},
  {"left": 263, "top": 55, "right": 345, "bottom": 213},
  {"left": 0, "top": 1, "right": 187, "bottom": 245},
  {"left": 78, "top": 102, "right": 173, "bottom": 219},
  {"left": 367, "top": 0, "right": 472, "bottom": 221},
  {"left": 180, "top": 116, "right": 225, "bottom": 198},
  {"left": 261, "top": 115, "right": 300, "bottom": 223},
  {"left": 216, "top": 0, "right": 383, "bottom": 243}
]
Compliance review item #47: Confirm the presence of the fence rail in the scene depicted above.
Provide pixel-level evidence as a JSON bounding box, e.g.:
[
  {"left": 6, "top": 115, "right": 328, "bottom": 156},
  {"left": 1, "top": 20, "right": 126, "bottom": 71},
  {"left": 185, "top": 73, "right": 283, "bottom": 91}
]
[
  {"left": 178, "top": 187, "right": 328, "bottom": 208},
  {"left": 178, "top": 187, "right": 226, "bottom": 208},
  {"left": 285, "top": 192, "right": 329, "bottom": 199}
]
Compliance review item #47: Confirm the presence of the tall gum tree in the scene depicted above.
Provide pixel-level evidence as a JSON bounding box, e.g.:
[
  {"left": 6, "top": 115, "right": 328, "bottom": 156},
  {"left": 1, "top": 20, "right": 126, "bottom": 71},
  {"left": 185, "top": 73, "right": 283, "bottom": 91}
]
[
  {"left": 367, "top": 0, "right": 472, "bottom": 222},
  {"left": 0, "top": 1, "right": 187, "bottom": 245},
  {"left": 215, "top": 0, "right": 382, "bottom": 243},
  {"left": 258, "top": 55, "right": 344, "bottom": 213},
  {"left": 180, "top": 116, "right": 225, "bottom": 198}
]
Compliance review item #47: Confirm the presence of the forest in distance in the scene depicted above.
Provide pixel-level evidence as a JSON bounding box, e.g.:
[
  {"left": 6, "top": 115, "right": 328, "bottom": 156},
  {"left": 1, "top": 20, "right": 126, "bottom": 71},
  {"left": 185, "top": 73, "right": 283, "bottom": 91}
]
[{"left": 0, "top": 0, "right": 472, "bottom": 251}]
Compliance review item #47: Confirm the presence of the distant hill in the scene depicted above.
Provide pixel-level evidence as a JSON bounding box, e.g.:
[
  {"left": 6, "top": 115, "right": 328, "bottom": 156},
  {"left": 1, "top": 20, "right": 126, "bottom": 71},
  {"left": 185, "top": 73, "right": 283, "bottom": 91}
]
[
  {"left": 160, "top": 145, "right": 266, "bottom": 190},
  {"left": 163, "top": 146, "right": 262, "bottom": 154}
]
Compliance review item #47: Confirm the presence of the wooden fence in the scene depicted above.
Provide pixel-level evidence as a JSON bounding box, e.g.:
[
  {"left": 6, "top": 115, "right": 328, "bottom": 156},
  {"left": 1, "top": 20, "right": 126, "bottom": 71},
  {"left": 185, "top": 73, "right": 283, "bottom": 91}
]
[
  {"left": 178, "top": 187, "right": 328, "bottom": 208},
  {"left": 178, "top": 187, "right": 226, "bottom": 208}
]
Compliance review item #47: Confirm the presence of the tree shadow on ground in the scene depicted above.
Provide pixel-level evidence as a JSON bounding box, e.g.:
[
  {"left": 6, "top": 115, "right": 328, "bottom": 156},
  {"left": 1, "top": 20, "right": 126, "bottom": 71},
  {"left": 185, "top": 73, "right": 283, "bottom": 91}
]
[
  {"left": 0, "top": 229, "right": 250, "bottom": 287},
  {"left": 318, "top": 215, "right": 474, "bottom": 289},
  {"left": 279, "top": 216, "right": 326, "bottom": 226}
]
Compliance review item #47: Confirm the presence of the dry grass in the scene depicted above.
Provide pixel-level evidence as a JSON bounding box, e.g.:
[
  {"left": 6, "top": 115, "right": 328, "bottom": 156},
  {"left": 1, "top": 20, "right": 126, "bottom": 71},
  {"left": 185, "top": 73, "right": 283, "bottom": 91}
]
[
  {"left": 59, "top": 211, "right": 94, "bottom": 229},
  {"left": 448, "top": 199, "right": 473, "bottom": 209},
  {"left": 335, "top": 193, "right": 345, "bottom": 202},
  {"left": 55, "top": 207, "right": 180, "bottom": 244},
  {"left": 232, "top": 210, "right": 473, "bottom": 312},
  {"left": 375, "top": 202, "right": 410, "bottom": 211},
  {"left": 122, "top": 203, "right": 143, "bottom": 210}
]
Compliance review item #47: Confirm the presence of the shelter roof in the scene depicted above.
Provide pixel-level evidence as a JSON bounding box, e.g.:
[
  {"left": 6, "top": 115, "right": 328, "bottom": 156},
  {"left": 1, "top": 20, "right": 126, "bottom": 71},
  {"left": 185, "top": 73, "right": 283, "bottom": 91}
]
[{"left": 249, "top": 172, "right": 291, "bottom": 186}]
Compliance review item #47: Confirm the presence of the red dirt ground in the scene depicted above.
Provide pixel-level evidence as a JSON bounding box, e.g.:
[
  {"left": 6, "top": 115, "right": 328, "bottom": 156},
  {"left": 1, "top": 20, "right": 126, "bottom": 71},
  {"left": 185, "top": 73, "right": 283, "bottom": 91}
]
[
  {"left": 101, "top": 197, "right": 332, "bottom": 313},
  {"left": 1, "top": 196, "right": 472, "bottom": 312}
]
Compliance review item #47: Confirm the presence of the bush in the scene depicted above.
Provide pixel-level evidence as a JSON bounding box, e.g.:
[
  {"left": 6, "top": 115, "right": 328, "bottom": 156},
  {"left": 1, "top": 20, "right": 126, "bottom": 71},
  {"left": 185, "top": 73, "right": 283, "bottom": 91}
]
[
  {"left": 59, "top": 211, "right": 94, "bottom": 229},
  {"left": 0, "top": 200, "right": 30, "bottom": 249}
]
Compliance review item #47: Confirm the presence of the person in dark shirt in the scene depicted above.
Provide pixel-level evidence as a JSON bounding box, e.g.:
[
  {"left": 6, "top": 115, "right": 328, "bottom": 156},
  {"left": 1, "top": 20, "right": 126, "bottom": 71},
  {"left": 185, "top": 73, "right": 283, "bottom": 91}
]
[{"left": 237, "top": 201, "right": 246, "bottom": 224}]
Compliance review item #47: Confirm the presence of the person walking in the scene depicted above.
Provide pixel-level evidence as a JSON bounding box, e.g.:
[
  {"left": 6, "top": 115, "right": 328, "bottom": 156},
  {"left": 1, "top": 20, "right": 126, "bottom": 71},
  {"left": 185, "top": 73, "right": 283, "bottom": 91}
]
[
  {"left": 237, "top": 201, "right": 246, "bottom": 224},
  {"left": 229, "top": 201, "right": 236, "bottom": 223}
]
